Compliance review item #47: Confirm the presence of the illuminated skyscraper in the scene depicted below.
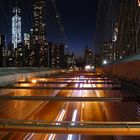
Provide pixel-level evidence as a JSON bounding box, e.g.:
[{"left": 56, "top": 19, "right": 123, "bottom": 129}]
[
  {"left": 12, "top": 7, "right": 21, "bottom": 48},
  {"left": 32, "top": 0, "right": 46, "bottom": 44},
  {"left": 30, "top": 0, "right": 48, "bottom": 66}
]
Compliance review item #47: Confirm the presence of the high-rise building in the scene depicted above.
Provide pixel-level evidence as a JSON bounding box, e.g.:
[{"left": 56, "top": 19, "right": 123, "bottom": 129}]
[
  {"left": 32, "top": 0, "right": 46, "bottom": 44},
  {"left": 30, "top": 0, "right": 48, "bottom": 67},
  {"left": 0, "top": 35, "right": 6, "bottom": 66},
  {"left": 84, "top": 46, "right": 94, "bottom": 65},
  {"left": 116, "top": 0, "right": 140, "bottom": 57},
  {"left": 15, "top": 43, "right": 28, "bottom": 67},
  {"left": 95, "top": 0, "right": 140, "bottom": 61},
  {"left": 6, "top": 43, "right": 14, "bottom": 67},
  {"left": 101, "top": 43, "right": 113, "bottom": 64},
  {"left": 48, "top": 42, "right": 64, "bottom": 68},
  {"left": 12, "top": 7, "right": 22, "bottom": 48}
]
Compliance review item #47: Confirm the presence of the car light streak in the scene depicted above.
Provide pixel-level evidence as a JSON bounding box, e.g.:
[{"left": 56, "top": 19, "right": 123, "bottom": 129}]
[
  {"left": 92, "top": 84, "right": 100, "bottom": 97},
  {"left": 67, "top": 109, "right": 78, "bottom": 140},
  {"left": 23, "top": 133, "right": 35, "bottom": 140},
  {"left": 56, "top": 109, "right": 66, "bottom": 125},
  {"left": 71, "top": 109, "right": 78, "bottom": 126}
]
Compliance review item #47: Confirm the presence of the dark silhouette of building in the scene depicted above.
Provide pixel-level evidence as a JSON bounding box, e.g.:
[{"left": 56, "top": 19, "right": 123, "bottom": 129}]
[
  {"left": 95, "top": 0, "right": 140, "bottom": 62},
  {"left": 15, "top": 43, "right": 29, "bottom": 67},
  {"left": 30, "top": 0, "right": 48, "bottom": 67},
  {"left": 116, "top": 0, "right": 140, "bottom": 58},
  {"left": 48, "top": 42, "right": 64, "bottom": 68},
  {"left": 0, "top": 35, "right": 6, "bottom": 67},
  {"left": 101, "top": 43, "right": 113, "bottom": 64},
  {"left": 84, "top": 46, "right": 93, "bottom": 65},
  {"left": 5, "top": 43, "right": 15, "bottom": 67}
]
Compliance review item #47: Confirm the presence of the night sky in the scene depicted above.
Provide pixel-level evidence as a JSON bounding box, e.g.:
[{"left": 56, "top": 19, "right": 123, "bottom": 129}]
[{"left": 0, "top": 0, "right": 98, "bottom": 57}]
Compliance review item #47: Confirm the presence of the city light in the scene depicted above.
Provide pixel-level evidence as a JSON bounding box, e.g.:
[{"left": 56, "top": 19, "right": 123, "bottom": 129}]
[
  {"left": 31, "top": 79, "right": 37, "bottom": 84},
  {"left": 138, "top": 0, "right": 140, "bottom": 6},
  {"left": 102, "top": 60, "right": 108, "bottom": 65}
]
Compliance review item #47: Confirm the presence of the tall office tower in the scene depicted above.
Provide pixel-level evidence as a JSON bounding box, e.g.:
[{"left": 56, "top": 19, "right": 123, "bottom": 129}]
[
  {"left": 48, "top": 42, "right": 65, "bottom": 68},
  {"left": 30, "top": 0, "right": 47, "bottom": 66},
  {"left": 32, "top": 0, "right": 46, "bottom": 43},
  {"left": 95, "top": 0, "right": 140, "bottom": 61},
  {"left": 94, "top": 0, "right": 120, "bottom": 61},
  {"left": 12, "top": 7, "right": 21, "bottom": 48}
]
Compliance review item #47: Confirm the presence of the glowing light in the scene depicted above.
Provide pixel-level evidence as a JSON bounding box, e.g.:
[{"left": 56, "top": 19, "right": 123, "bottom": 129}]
[
  {"left": 67, "top": 134, "right": 73, "bottom": 140},
  {"left": 138, "top": 0, "right": 140, "bottom": 6},
  {"left": 85, "top": 65, "right": 91, "bottom": 71},
  {"left": 80, "top": 83, "right": 83, "bottom": 88},
  {"left": 75, "top": 83, "right": 79, "bottom": 88},
  {"left": 23, "top": 133, "right": 35, "bottom": 140},
  {"left": 31, "top": 79, "right": 37, "bottom": 84},
  {"left": 71, "top": 109, "right": 78, "bottom": 126},
  {"left": 56, "top": 109, "right": 66, "bottom": 125},
  {"left": 102, "top": 60, "right": 108, "bottom": 65},
  {"left": 48, "top": 134, "right": 56, "bottom": 140},
  {"left": 67, "top": 109, "right": 78, "bottom": 140}
]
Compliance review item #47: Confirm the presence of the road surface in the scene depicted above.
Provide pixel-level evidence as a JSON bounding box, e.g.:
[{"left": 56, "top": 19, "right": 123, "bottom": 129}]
[{"left": 0, "top": 71, "right": 139, "bottom": 140}]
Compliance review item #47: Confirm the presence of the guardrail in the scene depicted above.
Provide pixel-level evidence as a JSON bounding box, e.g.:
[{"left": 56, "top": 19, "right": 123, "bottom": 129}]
[
  {"left": 0, "top": 86, "right": 121, "bottom": 90},
  {"left": 18, "top": 81, "right": 114, "bottom": 85},
  {"left": 0, "top": 119, "right": 140, "bottom": 135},
  {"left": 0, "top": 96, "right": 139, "bottom": 102}
]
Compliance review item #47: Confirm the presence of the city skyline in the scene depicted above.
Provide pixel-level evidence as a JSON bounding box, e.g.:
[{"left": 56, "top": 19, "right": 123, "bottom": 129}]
[{"left": 0, "top": 0, "right": 98, "bottom": 57}]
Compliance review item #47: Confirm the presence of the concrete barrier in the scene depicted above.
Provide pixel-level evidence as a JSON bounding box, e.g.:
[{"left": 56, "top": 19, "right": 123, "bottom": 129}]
[{"left": 0, "top": 68, "right": 66, "bottom": 86}]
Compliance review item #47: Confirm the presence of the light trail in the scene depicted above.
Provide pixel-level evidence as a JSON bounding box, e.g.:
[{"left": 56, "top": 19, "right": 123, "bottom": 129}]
[
  {"left": 56, "top": 109, "right": 66, "bottom": 125},
  {"left": 67, "top": 109, "right": 78, "bottom": 140},
  {"left": 23, "top": 133, "right": 35, "bottom": 140},
  {"left": 46, "top": 104, "right": 67, "bottom": 140}
]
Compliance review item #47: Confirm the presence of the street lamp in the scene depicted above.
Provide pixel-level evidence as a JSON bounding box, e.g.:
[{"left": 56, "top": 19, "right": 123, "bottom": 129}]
[{"left": 102, "top": 60, "right": 108, "bottom": 65}]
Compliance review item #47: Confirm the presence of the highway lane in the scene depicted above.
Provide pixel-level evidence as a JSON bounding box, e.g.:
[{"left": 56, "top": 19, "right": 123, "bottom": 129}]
[
  {"left": 0, "top": 71, "right": 139, "bottom": 140},
  {"left": 0, "top": 76, "right": 73, "bottom": 139},
  {"left": 0, "top": 74, "right": 115, "bottom": 140},
  {"left": 20, "top": 78, "right": 114, "bottom": 140}
]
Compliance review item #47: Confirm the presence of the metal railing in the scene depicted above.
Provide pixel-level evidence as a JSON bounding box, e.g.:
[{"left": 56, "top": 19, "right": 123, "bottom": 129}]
[
  {"left": 0, "top": 96, "right": 139, "bottom": 102},
  {"left": 0, "top": 119, "right": 140, "bottom": 135}
]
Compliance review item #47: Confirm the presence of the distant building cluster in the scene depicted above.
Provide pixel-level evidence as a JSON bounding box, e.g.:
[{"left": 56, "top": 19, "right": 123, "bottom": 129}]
[
  {"left": 95, "top": 0, "right": 140, "bottom": 66},
  {"left": 0, "top": 0, "right": 68, "bottom": 68}
]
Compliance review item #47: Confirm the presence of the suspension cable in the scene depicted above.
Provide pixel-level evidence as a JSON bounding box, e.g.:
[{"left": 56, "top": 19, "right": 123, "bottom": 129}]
[{"left": 50, "top": 0, "right": 69, "bottom": 54}]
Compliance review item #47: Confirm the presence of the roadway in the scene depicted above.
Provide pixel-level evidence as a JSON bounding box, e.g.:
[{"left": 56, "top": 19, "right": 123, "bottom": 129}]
[{"left": 0, "top": 71, "right": 139, "bottom": 140}]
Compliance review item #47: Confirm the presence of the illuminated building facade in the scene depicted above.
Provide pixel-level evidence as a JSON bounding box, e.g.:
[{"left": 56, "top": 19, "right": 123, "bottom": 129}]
[
  {"left": 48, "top": 42, "right": 64, "bottom": 68},
  {"left": 30, "top": 0, "right": 48, "bottom": 67},
  {"left": 12, "top": 7, "right": 21, "bottom": 48},
  {"left": 101, "top": 43, "right": 113, "bottom": 64}
]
